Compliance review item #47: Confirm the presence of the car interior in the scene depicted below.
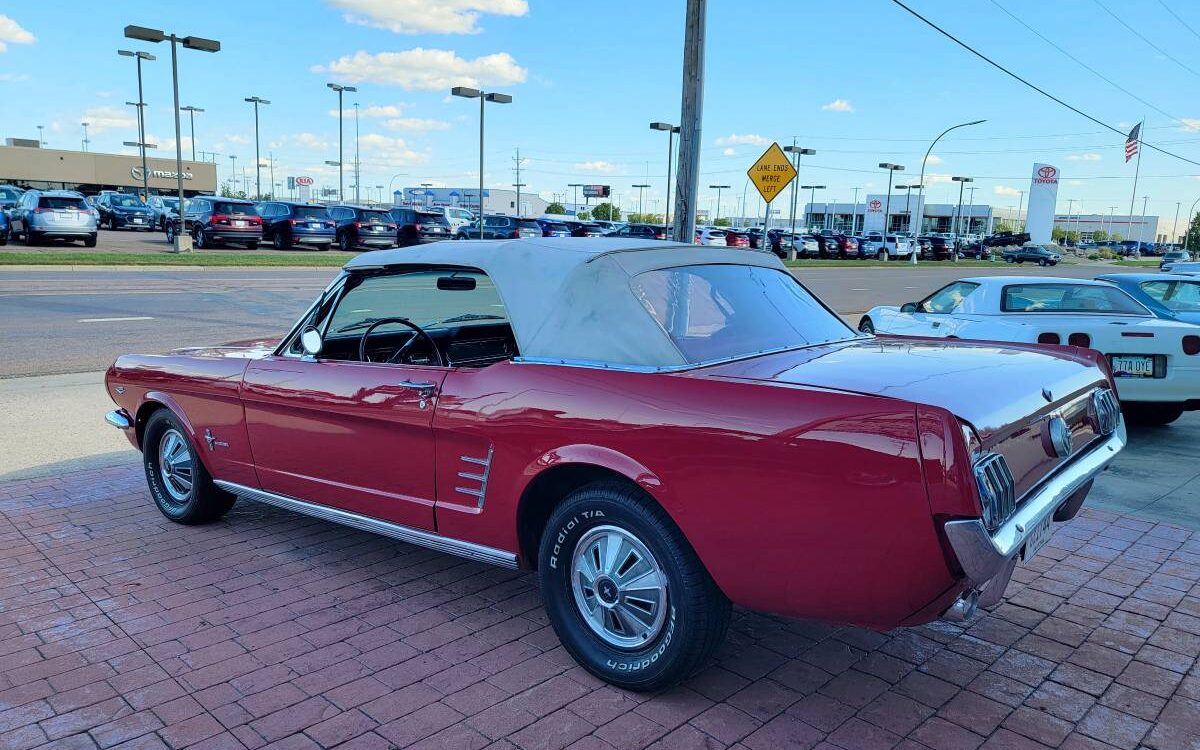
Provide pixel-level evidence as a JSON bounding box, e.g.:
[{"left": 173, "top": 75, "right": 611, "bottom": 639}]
[{"left": 289, "top": 267, "right": 518, "bottom": 368}]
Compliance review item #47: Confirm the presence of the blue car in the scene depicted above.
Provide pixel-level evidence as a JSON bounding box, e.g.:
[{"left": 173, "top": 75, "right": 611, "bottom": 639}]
[
  {"left": 0, "top": 208, "right": 8, "bottom": 246},
  {"left": 536, "top": 218, "right": 571, "bottom": 238},
  {"left": 1096, "top": 273, "right": 1200, "bottom": 325},
  {"left": 255, "top": 200, "right": 336, "bottom": 250}
]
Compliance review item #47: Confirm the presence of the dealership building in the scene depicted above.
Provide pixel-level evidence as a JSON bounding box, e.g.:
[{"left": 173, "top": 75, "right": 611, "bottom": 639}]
[
  {"left": 0, "top": 141, "right": 217, "bottom": 197},
  {"left": 397, "top": 186, "right": 548, "bottom": 217}
]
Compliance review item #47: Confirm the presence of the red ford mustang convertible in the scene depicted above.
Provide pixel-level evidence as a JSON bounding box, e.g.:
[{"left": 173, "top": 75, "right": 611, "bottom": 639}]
[{"left": 105, "top": 238, "right": 1125, "bottom": 690}]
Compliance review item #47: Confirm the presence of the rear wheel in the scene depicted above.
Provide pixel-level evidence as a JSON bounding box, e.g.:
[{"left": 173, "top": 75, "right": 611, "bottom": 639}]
[
  {"left": 23, "top": 229, "right": 38, "bottom": 246},
  {"left": 858, "top": 317, "right": 875, "bottom": 334},
  {"left": 165, "top": 223, "right": 175, "bottom": 244},
  {"left": 245, "top": 241, "right": 259, "bottom": 250},
  {"left": 538, "top": 482, "right": 730, "bottom": 691},
  {"left": 339, "top": 233, "right": 354, "bottom": 252},
  {"left": 192, "top": 226, "right": 207, "bottom": 249},
  {"left": 142, "top": 410, "right": 236, "bottom": 524},
  {"left": 1038, "top": 259, "right": 1048, "bottom": 267},
  {"left": 1124, "top": 403, "right": 1184, "bottom": 426},
  {"left": 84, "top": 234, "right": 97, "bottom": 248},
  {"left": 273, "top": 232, "right": 290, "bottom": 250}
]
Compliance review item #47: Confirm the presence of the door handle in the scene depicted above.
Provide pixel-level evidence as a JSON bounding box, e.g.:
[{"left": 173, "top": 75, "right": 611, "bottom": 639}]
[{"left": 397, "top": 380, "right": 436, "bottom": 394}]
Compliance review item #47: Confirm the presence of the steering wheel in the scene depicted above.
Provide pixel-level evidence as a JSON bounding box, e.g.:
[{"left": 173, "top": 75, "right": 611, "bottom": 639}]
[{"left": 358, "top": 317, "right": 444, "bottom": 366}]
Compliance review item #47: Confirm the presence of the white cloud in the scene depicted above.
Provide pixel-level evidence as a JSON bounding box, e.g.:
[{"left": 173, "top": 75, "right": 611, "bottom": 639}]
[
  {"left": 226, "top": 134, "right": 250, "bottom": 145},
  {"left": 330, "top": 0, "right": 528, "bottom": 35},
  {"left": 382, "top": 117, "right": 450, "bottom": 131},
  {"left": 994, "top": 185, "right": 1020, "bottom": 197},
  {"left": 314, "top": 48, "right": 527, "bottom": 91},
  {"left": 328, "top": 104, "right": 406, "bottom": 118},
  {"left": 1066, "top": 153, "right": 1101, "bottom": 161},
  {"left": 1182, "top": 118, "right": 1200, "bottom": 132},
  {"left": 0, "top": 15, "right": 35, "bottom": 53},
  {"left": 722, "top": 147, "right": 737, "bottom": 157},
  {"left": 715, "top": 133, "right": 769, "bottom": 146},
  {"left": 925, "top": 173, "right": 953, "bottom": 184},
  {"left": 924, "top": 154, "right": 943, "bottom": 165},
  {"left": 573, "top": 160, "right": 619, "bottom": 174},
  {"left": 821, "top": 98, "right": 854, "bottom": 113},
  {"left": 359, "top": 133, "right": 430, "bottom": 166},
  {"left": 269, "top": 132, "right": 331, "bottom": 151},
  {"left": 0, "top": 72, "right": 29, "bottom": 82},
  {"left": 80, "top": 105, "right": 136, "bottom": 134}
]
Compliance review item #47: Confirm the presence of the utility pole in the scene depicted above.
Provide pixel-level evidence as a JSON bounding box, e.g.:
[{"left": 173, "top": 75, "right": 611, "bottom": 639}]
[
  {"left": 1141, "top": 195, "right": 1150, "bottom": 245},
  {"left": 1017, "top": 190, "right": 1027, "bottom": 231},
  {"left": 354, "top": 101, "right": 361, "bottom": 203},
  {"left": 81, "top": 122, "right": 90, "bottom": 152},
  {"left": 633, "top": 183, "right": 649, "bottom": 218},
  {"left": 180, "top": 106, "right": 203, "bottom": 161},
  {"left": 851, "top": 187, "right": 861, "bottom": 234},
  {"left": 244, "top": 96, "right": 270, "bottom": 198},
  {"left": 672, "top": 0, "right": 706, "bottom": 243},
  {"left": 1172, "top": 201, "right": 1181, "bottom": 244},
  {"left": 709, "top": 184, "right": 730, "bottom": 224},
  {"left": 783, "top": 144, "right": 815, "bottom": 240},
  {"left": 512, "top": 147, "right": 525, "bottom": 216}
]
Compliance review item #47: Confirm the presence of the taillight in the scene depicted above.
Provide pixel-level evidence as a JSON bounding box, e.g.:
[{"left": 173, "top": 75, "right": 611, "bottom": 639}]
[
  {"left": 387, "top": 224, "right": 396, "bottom": 231},
  {"left": 1068, "top": 333, "right": 1091, "bottom": 347},
  {"left": 510, "top": 230, "right": 519, "bottom": 238},
  {"left": 211, "top": 213, "right": 228, "bottom": 224},
  {"left": 414, "top": 224, "right": 423, "bottom": 231},
  {"left": 325, "top": 222, "right": 334, "bottom": 228},
  {"left": 1184, "top": 335, "right": 1200, "bottom": 355},
  {"left": 33, "top": 207, "right": 51, "bottom": 213},
  {"left": 1038, "top": 333, "right": 1061, "bottom": 344},
  {"left": 354, "top": 221, "right": 363, "bottom": 229},
  {"left": 287, "top": 218, "right": 296, "bottom": 226}
]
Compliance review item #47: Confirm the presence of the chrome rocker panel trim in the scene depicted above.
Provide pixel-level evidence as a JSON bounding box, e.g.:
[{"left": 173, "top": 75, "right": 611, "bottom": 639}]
[
  {"left": 945, "top": 419, "right": 1126, "bottom": 586},
  {"left": 213, "top": 480, "right": 519, "bottom": 569},
  {"left": 105, "top": 409, "right": 132, "bottom": 429}
]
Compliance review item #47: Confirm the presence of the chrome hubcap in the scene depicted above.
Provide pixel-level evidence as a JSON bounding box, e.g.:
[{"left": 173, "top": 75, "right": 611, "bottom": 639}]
[
  {"left": 157, "top": 428, "right": 194, "bottom": 504},
  {"left": 570, "top": 525, "right": 668, "bottom": 649}
]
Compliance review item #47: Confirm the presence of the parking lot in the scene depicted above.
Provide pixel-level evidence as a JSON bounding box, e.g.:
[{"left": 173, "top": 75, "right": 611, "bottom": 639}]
[{"left": 1, "top": 257, "right": 1198, "bottom": 749}]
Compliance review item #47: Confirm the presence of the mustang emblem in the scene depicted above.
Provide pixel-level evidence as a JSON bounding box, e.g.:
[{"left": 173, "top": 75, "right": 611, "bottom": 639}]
[{"left": 203, "top": 429, "right": 229, "bottom": 450}]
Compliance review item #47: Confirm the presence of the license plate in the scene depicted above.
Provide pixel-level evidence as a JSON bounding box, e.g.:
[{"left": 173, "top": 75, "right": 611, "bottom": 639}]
[
  {"left": 309, "top": 223, "right": 322, "bottom": 229},
  {"left": 234, "top": 220, "right": 247, "bottom": 227},
  {"left": 1022, "top": 516, "right": 1054, "bottom": 561},
  {"left": 133, "top": 217, "right": 145, "bottom": 223},
  {"left": 1111, "top": 354, "right": 1155, "bottom": 378}
]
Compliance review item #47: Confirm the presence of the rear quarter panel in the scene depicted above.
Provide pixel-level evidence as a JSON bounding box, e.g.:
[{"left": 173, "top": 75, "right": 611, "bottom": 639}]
[
  {"left": 106, "top": 354, "right": 257, "bottom": 486},
  {"left": 435, "top": 361, "right": 958, "bottom": 629}
]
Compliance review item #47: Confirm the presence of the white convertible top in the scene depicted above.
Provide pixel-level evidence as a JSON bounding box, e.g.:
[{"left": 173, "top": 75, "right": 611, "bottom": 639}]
[{"left": 343, "top": 237, "right": 788, "bottom": 368}]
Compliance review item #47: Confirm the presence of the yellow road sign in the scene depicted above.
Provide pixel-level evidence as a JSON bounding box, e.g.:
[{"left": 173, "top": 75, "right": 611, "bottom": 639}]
[{"left": 747, "top": 143, "right": 797, "bottom": 204}]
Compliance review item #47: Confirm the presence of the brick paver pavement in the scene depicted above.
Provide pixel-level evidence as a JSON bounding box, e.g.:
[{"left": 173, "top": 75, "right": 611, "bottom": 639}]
[{"left": 2, "top": 465, "right": 1198, "bottom": 750}]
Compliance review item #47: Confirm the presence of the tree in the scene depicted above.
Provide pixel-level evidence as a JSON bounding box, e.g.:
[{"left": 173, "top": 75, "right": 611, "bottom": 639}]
[
  {"left": 219, "top": 185, "right": 247, "bottom": 200},
  {"left": 1185, "top": 212, "right": 1200, "bottom": 253},
  {"left": 714, "top": 217, "right": 730, "bottom": 227},
  {"left": 993, "top": 221, "right": 1013, "bottom": 233},
  {"left": 1051, "top": 227, "right": 1066, "bottom": 243},
  {"left": 546, "top": 201, "right": 565, "bottom": 215},
  {"left": 591, "top": 202, "right": 620, "bottom": 221},
  {"left": 1111, "top": 232, "right": 1124, "bottom": 242},
  {"left": 1091, "top": 229, "right": 1108, "bottom": 242},
  {"left": 578, "top": 211, "right": 591, "bottom": 221}
]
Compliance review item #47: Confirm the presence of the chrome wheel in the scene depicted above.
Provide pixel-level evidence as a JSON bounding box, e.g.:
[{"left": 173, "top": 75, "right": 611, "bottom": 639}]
[
  {"left": 570, "top": 525, "right": 668, "bottom": 649},
  {"left": 157, "top": 428, "right": 194, "bottom": 505}
]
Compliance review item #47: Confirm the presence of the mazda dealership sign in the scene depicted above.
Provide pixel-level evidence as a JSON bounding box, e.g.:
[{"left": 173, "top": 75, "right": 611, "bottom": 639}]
[{"left": 131, "top": 166, "right": 193, "bottom": 181}]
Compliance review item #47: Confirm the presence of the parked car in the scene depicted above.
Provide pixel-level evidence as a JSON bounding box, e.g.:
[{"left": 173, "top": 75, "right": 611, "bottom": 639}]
[
  {"left": 0, "top": 208, "right": 8, "bottom": 245},
  {"left": 95, "top": 192, "right": 156, "bottom": 231},
  {"left": 0, "top": 183, "right": 23, "bottom": 212},
  {"left": 695, "top": 227, "right": 728, "bottom": 246},
  {"left": 328, "top": 205, "right": 397, "bottom": 251},
  {"left": 428, "top": 205, "right": 475, "bottom": 232},
  {"left": 1161, "top": 261, "right": 1200, "bottom": 275},
  {"left": 166, "top": 195, "right": 262, "bottom": 249},
  {"left": 606, "top": 223, "right": 668, "bottom": 241},
  {"left": 923, "top": 235, "right": 956, "bottom": 261},
  {"left": 8, "top": 189, "right": 98, "bottom": 247},
  {"left": 147, "top": 195, "right": 181, "bottom": 231},
  {"left": 104, "top": 238, "right": 1124, "bottom": 691},
  {"left": 861, "top": 277, "right": 1199, "bottom": 425},
  {"left": 860, "top": 234, "right": 913, "bottom": 260},
  {"left": 1003, "top": 244, "right": 1063, "bottom": 266},
  {"left": 565, "top": 221, "right": 606, "bottom": 237},
  {"left": 1096, "top": 273, "right": 1200, "bottom": 325},
  {"left": 257, "top": 201, "right": 336, "bottom": 250},
  {"left": 1118, "top": 240, "right": 1146, "bottom": 257},
  {"left": 455, "top": 215, "right": 544, "bottom": 240},
  {"left": 824, "top": 233, "right": 860, "bottom": 259},
  {"left": 389, "top": 207, "right": 452, "bottom": 247},
  {"left": 1160, "top": 250, "right": 1193, "bottom": 269},
  {"left": 535, "top": 218, "right": 572, "bottom": 238},
  {"left": 725, "top": 230, "right": 750, "bottom": 248}
]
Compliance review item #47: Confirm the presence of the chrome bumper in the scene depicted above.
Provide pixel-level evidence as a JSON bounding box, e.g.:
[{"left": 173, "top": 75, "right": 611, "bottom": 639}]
[
  {"left": 105, "top": 409, "right": 132, "bottom": 429},
  {"left": 945, "top": 419, "right": 1126, "bottom": 586}
]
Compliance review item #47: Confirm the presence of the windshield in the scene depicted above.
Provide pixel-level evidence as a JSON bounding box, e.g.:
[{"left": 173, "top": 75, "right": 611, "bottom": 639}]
[
  {"left": 161, "top": 198, "right": 179, "bottom": 209},
  {"left": 417, "top": 212, "right": 449, "bottom": 225},
  {"left": 1140, "top": 280, "right": 1200, "bottom": 312},
  {"left": 1002, "top": 284, "right": 1149, "bottom": 314},
  {"left": 542, "top": 222, "right": 569, "bottom": 231},
  {"left": 360, "top": 210, "right": 392, "bottom": 223},
  {"left": 214, "top": 202, "right": 256, "bottom": 216},
  {"left": 293, "top": 206, "right": 329, "bottom": 220},
  {"left": 0, "top": 187, "right": 21, "bottom": 201},
  {"left": 38, "top": 196, "right": 86, "bottom": 210},
  {"left": 631, "top": 264, "right": 854, "bottom": 364},
  {"left": 517, "top": 219, "right": 542, "bottom": 230},
  {"left": 112, "top": 195, "right": 144, "bottom": 207}
]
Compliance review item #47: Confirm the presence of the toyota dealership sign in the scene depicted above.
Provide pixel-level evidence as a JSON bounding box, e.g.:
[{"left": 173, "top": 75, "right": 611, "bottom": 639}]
[{"left": 1026, "top": 163, "right": 1060, "bottom": 243}]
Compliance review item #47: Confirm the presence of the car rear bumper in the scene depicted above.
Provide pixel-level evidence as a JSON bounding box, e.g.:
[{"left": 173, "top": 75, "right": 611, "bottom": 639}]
[
  {"left": 944, "top": 420, "right": 1125, "bottom": 587},
  {"left": 208, "top": 229, "right": 263, "bottom": 241},
  {"left": 32, "top": 227, "right": 97, "bottom": 237},
  {"left": 1111, "top": 365, "right": 1200, "bottom": 403}
]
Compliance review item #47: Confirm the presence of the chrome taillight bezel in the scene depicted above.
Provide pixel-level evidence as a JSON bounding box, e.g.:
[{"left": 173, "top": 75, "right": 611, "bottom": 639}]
[{"left": 974, "top": 452, "right": 1016, "bottom": 532}]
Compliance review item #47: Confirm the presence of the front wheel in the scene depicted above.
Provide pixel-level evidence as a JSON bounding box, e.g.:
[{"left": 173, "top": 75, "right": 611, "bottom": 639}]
[
  {"left": 192, "top": 226, "right": 207, "bottom": 249},
  {"left": 165, "top": 223, "right": 175, "bottom": 244},
  {"left": 858, "top": 317, "right": 875, "bottom": 334},
  {"left": 538, "top": 482, "right": 730, "bottom": 691},
  {"left": 1038, "top": 259, "right": 1048, "bottom": 267},
  {"left": 142, "top": 410, "right": 236, "bottom": 524}
]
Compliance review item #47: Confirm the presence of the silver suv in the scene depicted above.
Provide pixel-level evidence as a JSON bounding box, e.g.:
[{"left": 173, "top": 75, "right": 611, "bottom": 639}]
[{"left": 9, "top": 189, "right": 99, "bottom": 247}]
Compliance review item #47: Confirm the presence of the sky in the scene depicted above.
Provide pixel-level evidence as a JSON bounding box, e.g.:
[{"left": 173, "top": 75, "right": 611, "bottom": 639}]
[{"left": 3, "top": 0, "right": 1200, "bottom": 225}]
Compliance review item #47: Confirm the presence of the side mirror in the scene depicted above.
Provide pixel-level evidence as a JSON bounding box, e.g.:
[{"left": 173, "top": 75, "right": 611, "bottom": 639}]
[
  {"left": 300, "top": 327, "right": 323, "bottom": 357},
  {"left": 900, "top": 302, "right": 918, "bottom": 313}
]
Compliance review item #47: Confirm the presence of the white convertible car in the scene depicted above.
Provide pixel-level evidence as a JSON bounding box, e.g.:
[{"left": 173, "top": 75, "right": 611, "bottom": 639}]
[{"left": 861, "top": 276, "right": 1200, "bottom": 425}]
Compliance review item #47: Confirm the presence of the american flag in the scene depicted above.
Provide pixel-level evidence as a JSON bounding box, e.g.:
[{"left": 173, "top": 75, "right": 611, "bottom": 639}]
[{"left": 1125, "top": 122, "right": 1141, "bottom": 163}]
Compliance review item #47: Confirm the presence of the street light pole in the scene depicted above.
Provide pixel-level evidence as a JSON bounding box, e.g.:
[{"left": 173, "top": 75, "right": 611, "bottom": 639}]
[
  {"left": 119, "top": 49, "right": 155, "bottom": 200},
  {"left": 1172, "top": 201, "right": 1181, "bottom": 245},
  {"left": 851, "top": 187, "right": 861, "bottom": 234},
  {"left": 879, "top": 164, "right": 904, "bottom": 246},
  {"left": 800, "top": 185, "right": 825, "bottom": 228},
  {"left": 709, "top": 184, "right": 730, "bottom": 224},
  {"left": 228, "top": 155, "right": 237, "bottom": 193},
  {"left": 913, "top": 119, "right": 986, "bottom": 236},
  {"left": 568, "top": 183, "right": 583, "bottom": 217},
  {"left": 244, "top": 96, "right": 270, "bottom": 199},
  {"left": 451, "top": 87, "right": 512, "bottom": 239},
  {"left": 180, "top": 106, "right": 203, "bottom": 161},
  {"left": 354, "top": 102, "right": 361, "bottom": 203},
  {"left": 124, "top": 24, "right": 220, "bottom": 253},
  {"left": 81, "top": 122, "right": 89, "bottom": 152},
  {"left": 1017, "top": 191, "right": 1027, "bottom": 231},
  {"left": 650, "top": 123, "right": 680, "bottom": 230},
  {"left": 633, "top": 183, "right": 649, "bottom": 218},
  {"left": 326, "top": 83, "right": 357, "bottom": 203},
  {"left": 783, "top": 145, "right": 815, "bottom": 241},
  {"left": 1141, "top": 195, "right": 1150, "bottom": 245}
]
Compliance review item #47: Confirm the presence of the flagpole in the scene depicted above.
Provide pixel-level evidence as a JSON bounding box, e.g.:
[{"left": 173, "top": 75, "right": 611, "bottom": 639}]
[{"left": 1127, "top": 122, "right": 1143, "bottom": 246}]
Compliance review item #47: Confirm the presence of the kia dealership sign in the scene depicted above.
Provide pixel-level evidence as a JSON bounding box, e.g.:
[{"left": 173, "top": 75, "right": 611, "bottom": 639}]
[
  {"left": 1026, "top": 162, "right": 1060, "bottom": 243},
  {"left": 295, "top": 176, "right": 314, "bottom": 186}
]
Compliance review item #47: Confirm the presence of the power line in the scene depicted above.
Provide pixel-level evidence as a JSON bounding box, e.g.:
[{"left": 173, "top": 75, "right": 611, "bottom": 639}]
[
  {"left": 1092, "top": 0, "right": 1200, "bottom": 80},
  {"left": 987, "top": 0, "right": 1182, "bottom": 124},
  {"left": 889, "top": 0, "right": 1200, "bottom": 168},
  {"left": 1157, "top": 0, "right": 1200, "bottom": 43}
]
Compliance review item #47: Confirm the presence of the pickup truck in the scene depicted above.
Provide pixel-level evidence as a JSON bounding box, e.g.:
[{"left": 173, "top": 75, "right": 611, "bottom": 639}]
[{"left": 981, "top": 231, "right": 1031, "bottom": 248}]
